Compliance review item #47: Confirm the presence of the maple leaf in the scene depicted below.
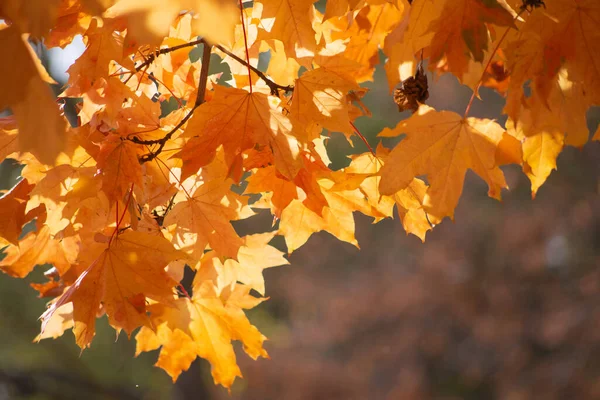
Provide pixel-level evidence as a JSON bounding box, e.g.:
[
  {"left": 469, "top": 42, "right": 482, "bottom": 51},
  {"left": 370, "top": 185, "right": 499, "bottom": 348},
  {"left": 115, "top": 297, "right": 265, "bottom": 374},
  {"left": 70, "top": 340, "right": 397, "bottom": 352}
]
[
  {"left": 384, "top": 0, "right": 440, "bottom": 91},
  {"left": 36, "top": 303, "right": 74, "bottom": 341},
  {"left": 95, "top": 134, "right": 144, "bottom": 202},
  {"left": 259, "top": 0, "right": 318, "bottom": 66},
  {"left": 0, "top": 25, "right": 66, "bottom": 164},
  {"left": 164, "top": 179, "right": 254, "bottom": 260},
  {"left": 63, "top": 18, "right": 134, "bottom": 96},
  {"left": 0, "top": 226, "right": 77, "bottom": 278},
  {"left": 0, "top": 179, "right": 35, "bottom": 245},
  {"left": 264, "top": 40, "right": 300, "bottom": 87},
  {"left": 0, "top": 0, "right": 61, "bottom": 37},
  {"left": 427, "top": 0, "right": 516, "bottom": 80},
  {"left": 379, "top": 105, "right": 521, "bottom": 224},
  {"left": 245, "top": 147, "right": 338, "bottom": 221},
  {"left": 198, "top": 232, "right": 288, "bottom": 296},
  {"left": 245, "top": 165, "right": 299, "bottom": 218},
  {"left": 135, "top": 281, "right": 268, "bottom": 388},
  {"left": 503, "top": 0, "right": 600, "bottom": 122},
  {"left": 104, "top": 0, "right": 238, "bottom": 48},
  {"left": 177, "top": 85, "right": 303, "bottom": 181},
  {"left": 506, "top": 70, "right": 591, "bottom": 197},
  {"left": 44, "top": 0, "right": 95, "bottom": 48},
  {"left": 25, "top": 163, "right": 97, "bottom": 235},
  {"left": 278, "top": 174, "right": 372, "bottom": 253},
  {"left": 338, "top": 149, "right": 432, "bottom": 241},
  {"left": 335, "top": 2, "right": 406, "bottom": 82},
  {"left": 78, "top": 77, "right": 161, "bottom": 133},
  {"left": 40, "top": 231, "right": 186, "bottom": 348},
  {"left": 290, "top": 67, "right": 359, "bottom": 135}
]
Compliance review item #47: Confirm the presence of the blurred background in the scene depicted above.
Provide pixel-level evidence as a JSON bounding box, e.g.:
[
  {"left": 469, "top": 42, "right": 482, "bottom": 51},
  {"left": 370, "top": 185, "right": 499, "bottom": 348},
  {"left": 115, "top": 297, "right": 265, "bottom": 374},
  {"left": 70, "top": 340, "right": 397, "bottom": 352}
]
[{"left": 1, "top": 28, "right": 600, "bottom": 400}]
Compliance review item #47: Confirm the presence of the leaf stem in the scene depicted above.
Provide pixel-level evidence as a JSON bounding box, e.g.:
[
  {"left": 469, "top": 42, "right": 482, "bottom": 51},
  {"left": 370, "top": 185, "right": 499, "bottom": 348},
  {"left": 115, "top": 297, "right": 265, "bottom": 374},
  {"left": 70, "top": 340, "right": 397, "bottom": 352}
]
[
  {"left": 238, "top": 0, "right": 253, "bottom": 93},
  {"left": 109, "top": 183, "right": 135, "bottom": 245},
  {"left": 124, "top": 36, "right": 292, "bottom": 96},
  {"left": 134, "top": 38, "right": 206, "bottom": 73},
  {"left": 214, "top": 43, "right": 293, "bottom": 96},
  {"left": 463, "top": 11, "right": 523, "bottom": 119},
  {"left": 350, "top": 121, "right": 377, "bottom": 159}
]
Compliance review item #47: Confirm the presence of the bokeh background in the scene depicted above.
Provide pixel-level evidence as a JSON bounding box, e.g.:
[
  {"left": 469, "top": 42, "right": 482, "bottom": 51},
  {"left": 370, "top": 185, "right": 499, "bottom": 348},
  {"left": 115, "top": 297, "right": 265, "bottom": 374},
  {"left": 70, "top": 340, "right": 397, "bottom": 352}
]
[{"left": 1, "top": 21, "right": 600, "bottom": 400}]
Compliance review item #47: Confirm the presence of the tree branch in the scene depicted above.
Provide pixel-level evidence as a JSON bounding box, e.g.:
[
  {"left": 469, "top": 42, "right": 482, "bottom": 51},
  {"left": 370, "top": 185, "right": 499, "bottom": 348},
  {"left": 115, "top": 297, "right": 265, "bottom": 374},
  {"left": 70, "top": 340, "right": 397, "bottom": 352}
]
[
  {"left": 129, "top": 37, "right": 293, "bottom": 96},
  {"left": 131, "top": 43, "right": 212, "bottom": 163},
  {"left": 134, "top": 38, "right": 205, "bottom": 73},
  {"left": 214, "top": 43, "right": 294, "bottom": 96},
  {"left": 195, "top": 42, "right": 212, "bottom": 107}
]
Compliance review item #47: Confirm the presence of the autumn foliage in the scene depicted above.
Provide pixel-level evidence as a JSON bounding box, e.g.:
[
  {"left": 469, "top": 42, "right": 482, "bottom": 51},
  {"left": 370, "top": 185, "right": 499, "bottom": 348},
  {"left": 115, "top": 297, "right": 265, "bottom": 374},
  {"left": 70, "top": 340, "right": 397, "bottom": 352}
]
[{"left": 0, "top": 0, "right": 598, "bottom": 390}]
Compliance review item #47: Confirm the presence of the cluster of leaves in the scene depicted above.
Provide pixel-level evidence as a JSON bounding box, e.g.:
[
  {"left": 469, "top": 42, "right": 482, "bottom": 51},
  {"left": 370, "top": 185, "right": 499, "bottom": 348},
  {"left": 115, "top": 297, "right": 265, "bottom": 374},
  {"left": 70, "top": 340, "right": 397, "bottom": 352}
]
[{"left": 0, "top": 0, "right": 598, "bottom": 390}]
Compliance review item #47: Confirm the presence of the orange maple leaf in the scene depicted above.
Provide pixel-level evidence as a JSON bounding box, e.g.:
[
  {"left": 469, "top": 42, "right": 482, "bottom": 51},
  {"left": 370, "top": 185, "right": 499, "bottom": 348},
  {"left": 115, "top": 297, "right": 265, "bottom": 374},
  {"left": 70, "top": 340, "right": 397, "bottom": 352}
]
[
  {"left": 0, "top": 25, "right": 66, "bottom": 164},
  {"left": 40, "top": 231, "right": 186, "bottom": 348},
  {"left": 95, "top": 134, "right": 144, "bottom": 202},
  {"left": 0, "top": 179, "right": 35, "bottom": 245},
  {"left": 427, "top": 0, "right": 516, "bottom": 79},
  {"left": 178, "top": 85, "right": 303, "bottom": 181}
]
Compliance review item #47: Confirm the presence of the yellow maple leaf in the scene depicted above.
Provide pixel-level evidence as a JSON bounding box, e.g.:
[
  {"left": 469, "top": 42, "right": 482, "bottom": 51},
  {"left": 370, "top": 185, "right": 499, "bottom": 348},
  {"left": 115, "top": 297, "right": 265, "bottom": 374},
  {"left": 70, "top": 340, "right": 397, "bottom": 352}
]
[
  {"left": 259, "top": 0, "right": 318, "bottom": 66},
  {"left": 384, "top": 0, "right": 438, "bottom": 91},
  {"left": 44, "top": 0, "right": 95, "bottom": 48},
  {"left": 278, "top": 198, "right": 326, "bottom": 253},
  {"left": 339, "top": 149, "right": 432, "bottom": 241},
  {"left": 199, "top": 232, "right": 288, "bottom": 296},
  {"left": 104, "top": 0, "right": 237, "bottom": 47},
  {"left": 335, "top": 1, "right": 406, "bottom": 82},
  {"left": 135, "top": 281, "right": 268, "bottom": 388},
  {"left": 278, "top": 175, "right": 372, "bottom": 253},
  {"left": 506, "top": 70, "right": 590, "bottom": 197},
  {"left": 263, "top": 40, "right": 300, "bottom": 87},
  {"left": 164, "top": 179, "right": 254, "bottom": 260},
  {"left": 63, "top": 18, "right": 135, "bottom": 96},
  {"left": 245, "top": 165, "right": 299, "bottom": 218},
  {"left": 290, "top": 67, "right": 359, "bottom": 135},
  {"left": 379, "top": 105, "right": 521, "bottom": 224}
]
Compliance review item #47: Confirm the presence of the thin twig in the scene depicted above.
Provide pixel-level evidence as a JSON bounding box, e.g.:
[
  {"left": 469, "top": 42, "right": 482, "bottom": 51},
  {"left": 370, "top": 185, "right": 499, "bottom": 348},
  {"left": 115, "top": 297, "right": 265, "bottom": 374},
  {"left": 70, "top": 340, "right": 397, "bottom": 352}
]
[
  {"left": 238, "top": 0, "right": 253, "bottom": 93},
  {"left": 125, "top": 37, "right": 292, "bottom": 96},
  {"left": 214, "top": 43, "right": 293, "bottom": 96},
  {"left": 133, "top": 38, "right": 205, "bottom": 73},
  {"left": 350, "top": 121, "right": 377, "bottom": 160},
  {"left": 463, "top": 11, "right": 523, "bottom": 118},
  {"left": 131, "top": 43, "right": 212, "bottom": 163}
]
